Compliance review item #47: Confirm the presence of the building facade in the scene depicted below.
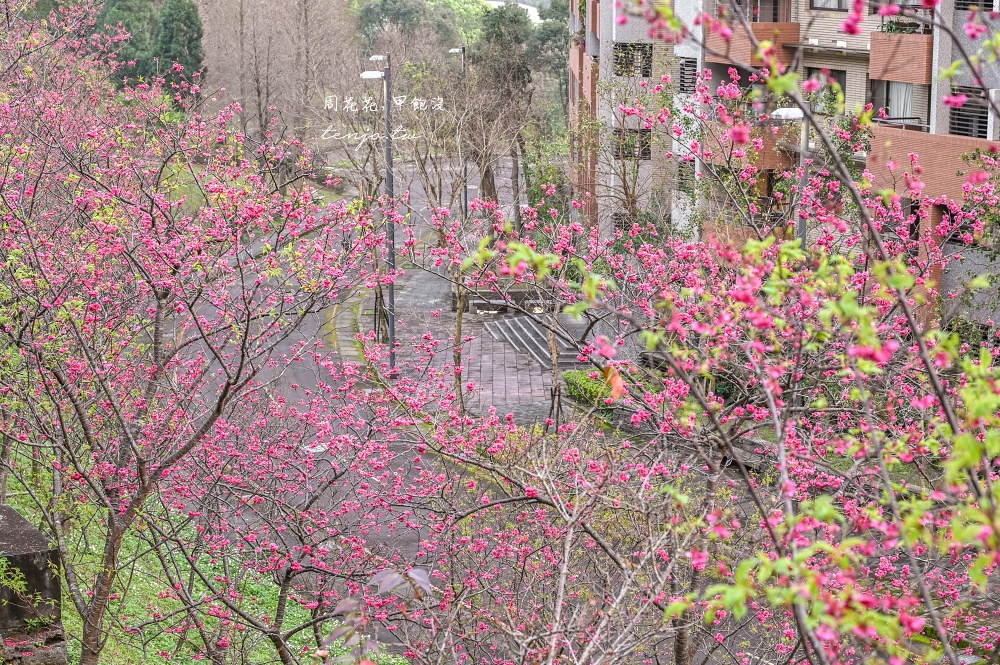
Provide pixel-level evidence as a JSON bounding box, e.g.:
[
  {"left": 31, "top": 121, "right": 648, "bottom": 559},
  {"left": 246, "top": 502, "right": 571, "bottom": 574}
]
[
  {"left": 569, "top": 0, "right": 1000, "bottom": 325},
  {"left": 569, "top": 0, "right": 703, "bottom": 235}
]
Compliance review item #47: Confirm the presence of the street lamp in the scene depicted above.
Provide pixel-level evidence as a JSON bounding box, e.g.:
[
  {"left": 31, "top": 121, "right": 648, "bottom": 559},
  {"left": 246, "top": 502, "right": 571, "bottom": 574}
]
[
  {"left": 449, "top": 46, "right": 468, "bottom": 222},
  {"left": 361, "top": 54, "right": 395, "bottom": 372},
  {"left": 772, "top": 106, "right": 809, "bottom": 248}
]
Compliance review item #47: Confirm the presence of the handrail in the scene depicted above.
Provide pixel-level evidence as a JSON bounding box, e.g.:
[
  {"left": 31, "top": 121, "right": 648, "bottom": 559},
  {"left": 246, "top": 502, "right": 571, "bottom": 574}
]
[
  {"left": 878, "top": 6, "right": 933, "bottom": 34},
  {"left": 729, "top": 0, "right": 792, "bottom": 22},
  {"left": 872, "top": 116, "right": 930, "bottom": 132}
]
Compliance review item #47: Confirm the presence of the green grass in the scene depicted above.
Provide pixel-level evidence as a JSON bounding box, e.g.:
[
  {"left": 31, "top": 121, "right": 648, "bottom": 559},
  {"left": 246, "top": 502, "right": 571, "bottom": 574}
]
[{"left": 4, "top": 473, "right": 403, "bottom": 664}]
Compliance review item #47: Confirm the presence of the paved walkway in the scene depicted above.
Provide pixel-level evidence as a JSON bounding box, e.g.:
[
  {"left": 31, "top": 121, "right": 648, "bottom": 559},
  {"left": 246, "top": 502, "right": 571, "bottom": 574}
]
[
  {"left": 327, "top": 268, "right": 563, "bottom": 423},
  {"left": 397, "top": 269, "right": 557, "bottom": 419}
]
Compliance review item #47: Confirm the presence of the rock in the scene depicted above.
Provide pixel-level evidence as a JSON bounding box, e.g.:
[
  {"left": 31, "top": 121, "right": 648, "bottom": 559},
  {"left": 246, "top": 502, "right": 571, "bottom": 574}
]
[
  {"left": 0, "top": 507, "right": 65, "bottom": 665},
  {"left": 1, "top": 626, "right": 67, "bottom": 665}
]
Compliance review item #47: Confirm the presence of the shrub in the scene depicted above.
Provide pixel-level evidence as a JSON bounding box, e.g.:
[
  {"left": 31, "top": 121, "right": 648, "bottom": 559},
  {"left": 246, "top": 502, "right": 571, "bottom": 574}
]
[{"left": 563, "top": 370, "right": 611, "bottom": 408}]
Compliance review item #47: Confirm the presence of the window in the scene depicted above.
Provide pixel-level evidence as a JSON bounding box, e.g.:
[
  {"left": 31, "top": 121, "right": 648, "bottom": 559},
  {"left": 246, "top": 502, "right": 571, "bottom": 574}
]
[
  {"left": 612, "top": 211, "right": 634, "bottom": 231},
  {"left": 613, "top": 43, "right": 654, "bottom": 77},
  {"left": 806, "top": 67, "right": 847, "bottom": 91},
  {"left": 810, "top": 0, "right": 848, "bottom": 10},
  {"left": 900, "top": 197, "right": 921, "bottom": 257},
  {"left": 756, "top": 0, "right": 791, "bottom": 20},
  {"left": 955, "top": 0, "right": 984, "bottom": 11},
  {"left": 735, "top": 0, "right": 791, "bottom": 20},
  {"left": 950, "top": 86, "right": 989, "bottom": 139},
  {"left": 677, "top": 160, "right": 696, "bottom": 194},
  {"left": 613, "top": 128, "right": 652, "bottom": 160},
  {"left": 887, "top": 81, "right": 913, "bottom": 118},
  {"left": 806, "top": 67, "right": 847, "bottom": 114},
  {"left": 679, "top": 58, "right": 698, "bottom": 94},
  {"left": 871, "top": 80, "right": 924, "bottom": 126}
]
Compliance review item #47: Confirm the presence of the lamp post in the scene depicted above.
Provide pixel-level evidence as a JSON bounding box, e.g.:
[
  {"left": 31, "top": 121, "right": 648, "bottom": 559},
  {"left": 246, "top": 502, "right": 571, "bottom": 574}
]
[
  {"left": 772, "top": 106, "right": 809, "bottom": 248},
  {"left": 449, "top": 46, "right": 468, "bottom": 222},
  {"left": 362, "top": 54, "right": 395, "bottom": 372}
]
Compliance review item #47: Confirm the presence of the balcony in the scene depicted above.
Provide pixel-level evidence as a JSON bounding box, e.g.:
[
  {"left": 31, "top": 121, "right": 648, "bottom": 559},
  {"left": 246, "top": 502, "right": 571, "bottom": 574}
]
[
  {"left": 867, "top": 124, "right": 997, "bottom": 202},
  {"left": 705, "top": 0, "right": 798, "bottom": 67},
  {"left": 703, "top": 121, "right": 799, "bottom": 171},
  {"left": 570, "top": 41, "right": 584, "bottom": 80},
  {"left": 588, "top": 0, "right": 599, "bottom": 38},
  {"left": 869, "top": 32, "right": 933, "bottom": 85}
]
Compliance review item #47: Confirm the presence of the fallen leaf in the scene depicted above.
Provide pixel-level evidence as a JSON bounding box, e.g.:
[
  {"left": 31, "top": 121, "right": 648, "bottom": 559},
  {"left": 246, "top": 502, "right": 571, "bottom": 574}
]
[{"left": 603, "top": 365, "right": 624, "bottom": 401}]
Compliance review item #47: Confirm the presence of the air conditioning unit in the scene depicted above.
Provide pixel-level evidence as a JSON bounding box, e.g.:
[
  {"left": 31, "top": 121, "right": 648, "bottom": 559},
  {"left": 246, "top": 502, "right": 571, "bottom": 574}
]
[
  {"left": 836, "top": 39, "right": 848, "bottom": 47},
  {"left": 808, "top": 37, "right": 819, "bottom": 45}
]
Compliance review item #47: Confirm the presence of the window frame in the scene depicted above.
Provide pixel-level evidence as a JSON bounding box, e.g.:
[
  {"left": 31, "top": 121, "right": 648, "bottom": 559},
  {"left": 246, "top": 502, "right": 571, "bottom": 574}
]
[
  {"left": 613, "top": 128, "right": 653, "bottom": 161},
  {"left": 612, "top": 211, "right": 634, "bottom": 232},
  {"left": 949, "top": 85, "right": 989, "bottom": 139},
  {"left": 612, "top": 42, "right": 654, "bottom": 78},
  {"left": 805, "top": 67, "right": 848, "bottom": 115},
  {"left": 678, "top": 58, "right": 698, "bottom": 94},
  {"left": 677, "top": 160, "right": 696, "bottom": 194},
  {"left": 809, "top": 0, "right": 849, "bottom": 11},
  {"left": 954, "top": 0, "right": 984, "bottom": 12}
]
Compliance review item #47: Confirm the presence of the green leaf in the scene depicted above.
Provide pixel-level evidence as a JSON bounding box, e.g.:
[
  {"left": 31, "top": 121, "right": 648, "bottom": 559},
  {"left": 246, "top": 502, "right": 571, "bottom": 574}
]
[
  {"left": 766, "top": 70, "right": 800, "bottom": 97},
  {"left": 664, "top": 599, "right": 691, "bottom": 620}
]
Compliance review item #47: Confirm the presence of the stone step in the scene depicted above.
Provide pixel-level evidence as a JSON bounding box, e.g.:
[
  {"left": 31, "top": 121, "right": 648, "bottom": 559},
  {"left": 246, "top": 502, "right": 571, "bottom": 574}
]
[{"left": 484, "top": 317, "right": 584, "bottom": 369}]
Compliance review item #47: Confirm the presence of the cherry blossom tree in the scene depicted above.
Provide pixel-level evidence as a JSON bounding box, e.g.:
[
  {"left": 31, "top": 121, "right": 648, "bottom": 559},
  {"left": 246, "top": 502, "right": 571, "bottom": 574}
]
[
  {"left": 0, "top": 5, "right": 386, "bottom": 663},
  {"left": 3, "top": 1, "right": 1000, "bottom": 665}
]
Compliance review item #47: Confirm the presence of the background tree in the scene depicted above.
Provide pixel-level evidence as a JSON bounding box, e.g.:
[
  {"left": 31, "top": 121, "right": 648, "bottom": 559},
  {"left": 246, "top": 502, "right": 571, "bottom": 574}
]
[
  {"left": 467, "top": 3, "right": 533, "bottom": 205},
  {"left": 149, "top": 0, "right": 205, "bottom": 85},
  {"left": 0, "top": 6, "right": 373, "bottom": 663},
  {"left": 97, "top": 0, "right": 158, "bottom": 82},
  {"left": 530, "top": 0, "right": 570, "bottom": 120}
]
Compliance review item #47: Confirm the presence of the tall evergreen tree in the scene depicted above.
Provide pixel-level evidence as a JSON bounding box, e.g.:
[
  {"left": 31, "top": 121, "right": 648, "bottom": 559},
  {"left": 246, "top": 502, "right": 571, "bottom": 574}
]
[
  {"left": 150, "top": 0, "right": 205, "bottom": 86},
  {"left": 96, "top": 0, "right": 158, "bottom": 83}
]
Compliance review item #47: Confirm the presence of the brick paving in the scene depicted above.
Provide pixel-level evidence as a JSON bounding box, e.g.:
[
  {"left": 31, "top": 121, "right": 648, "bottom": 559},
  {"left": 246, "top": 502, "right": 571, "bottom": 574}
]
[
  {"left": 328, "top": 267, "right": 563, "bottom": 423},
  {"left": 393, "top": 268, "right": 558, "bottom": 419}
]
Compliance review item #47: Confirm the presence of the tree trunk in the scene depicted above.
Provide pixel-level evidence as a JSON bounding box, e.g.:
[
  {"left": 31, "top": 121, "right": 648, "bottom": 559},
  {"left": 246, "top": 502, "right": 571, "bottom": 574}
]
[
  {"left": 511, "top": 142, "right": 523, "bottom": 233},
  {"left": 79, "top": 524, "right": 127, "bottom": 665},
  {"left": 480, "top": 160, "right": 498, "bottom": 203},
  {"left": 547, "top": 303, "right": 561, "bottom": 426},
  {"left": 267, "top": 633, "right": 296, "bottom": 665},
  {"left": 0, "top": 434, "right": 10, "bottom": 504},
  {"left": 454, "top": 285, "right": 466, "bottom": 412},
  {"left": 373, "top": 285, "right": 387, "bottom": 344}
]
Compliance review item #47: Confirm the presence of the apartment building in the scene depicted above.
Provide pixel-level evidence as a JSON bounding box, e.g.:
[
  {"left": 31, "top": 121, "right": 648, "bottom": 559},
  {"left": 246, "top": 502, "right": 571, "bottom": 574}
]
[
  {"left": 699, "top": 0, "right": 998, "bottom": 184},
  {"left": 567, "top": 0, "right": 999, "bottom": 322},
  {"left": 699, "top": 0, "right": 1000, "bottom": 323},
  {"left": 569, "top": 0, "right": 704, "bottom": 235}
]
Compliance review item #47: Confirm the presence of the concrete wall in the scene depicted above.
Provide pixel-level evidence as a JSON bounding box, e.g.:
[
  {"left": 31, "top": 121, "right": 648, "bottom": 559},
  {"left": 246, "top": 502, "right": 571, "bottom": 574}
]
[
  {"left": 798, "top": 0, "right": 881, "bottom": 51},
  {"left": 942, "top": 242, "right": 1000, "bottom": 325}
]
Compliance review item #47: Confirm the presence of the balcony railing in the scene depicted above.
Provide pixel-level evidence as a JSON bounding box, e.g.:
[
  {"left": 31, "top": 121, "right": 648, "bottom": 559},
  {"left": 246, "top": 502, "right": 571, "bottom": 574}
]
[
  {"left": 731, "top": 0, "right": 792, "bottom": 22},
  {"left": 872, "top": 116, "right": 929, "bottom": 132},
  {"left": 878, "top": 6, "right": 933, "bottom": 34}
]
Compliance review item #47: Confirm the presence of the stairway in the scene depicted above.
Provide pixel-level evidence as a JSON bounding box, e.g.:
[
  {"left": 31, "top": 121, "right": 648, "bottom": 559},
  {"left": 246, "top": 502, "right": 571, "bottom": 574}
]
[{"left": 483, "top": 317, "right": 584, "bottom": 369}]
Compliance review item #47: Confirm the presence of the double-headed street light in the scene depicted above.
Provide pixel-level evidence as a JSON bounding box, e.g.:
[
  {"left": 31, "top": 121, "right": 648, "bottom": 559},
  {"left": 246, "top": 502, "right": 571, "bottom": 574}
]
[
  {"left": 449, "top": 47, "right": 468, "bottom": 222},
  {"left": 361, "top": 54, "right": 395, "bottom": 372}
]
